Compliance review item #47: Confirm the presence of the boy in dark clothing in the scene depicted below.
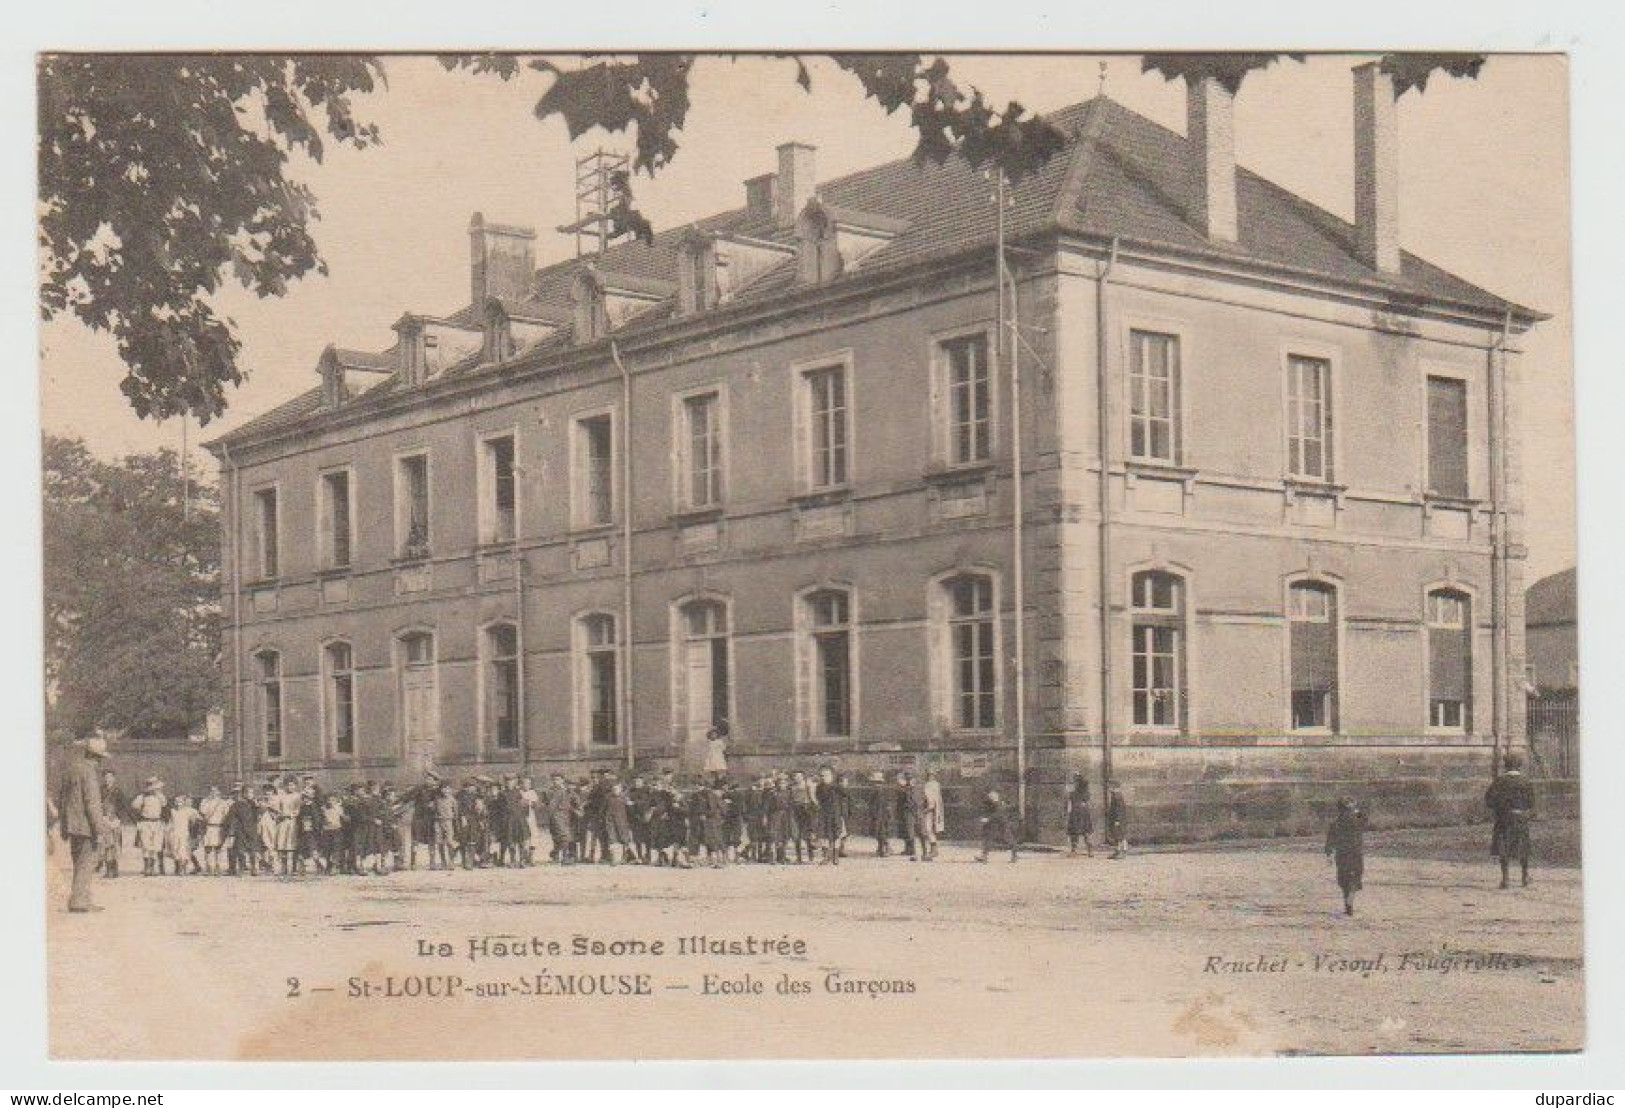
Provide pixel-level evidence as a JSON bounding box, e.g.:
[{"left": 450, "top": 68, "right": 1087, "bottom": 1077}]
[
  {"left": 1486, "top": 752, "right": 1536, "bottom": 889},
  {"left": 977, "top": 790, "right": 1019, "bottom": 863},
  {"left": 1106, "top": 781, "right": 1129, "bottom": 859},
  {"left": 1324, "top": 797, "right": 1368, "bottom": 916}
]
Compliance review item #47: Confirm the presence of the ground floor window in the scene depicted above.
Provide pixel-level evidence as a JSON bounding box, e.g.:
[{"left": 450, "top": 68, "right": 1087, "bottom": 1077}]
[
  {"left": 579, "top": 614, "right": 619, "bottom": 746},
  {"left": 1289, "top": 581, "right": 1339, "bottom": 731},
  {"left": 1428, "top": 589, "right": 1472, "bottom": 731},
  {"left": 676, "top": 599, "right": 730, "bottom": 744},
  {"left": 803, "top": 588, "right": 853, "bottom": 737},
  {"left": 940, "top": 573, "right": 997, "bottom": 731},
  {"left": 1130, "top": 570, "right": 1185, "bottom": 730},
  {"left": 483, "top": 623, "right": 519, "bottom": 751},
  {"left": 257, "top": 649, "right": 282, "bottom": 759},
  {"left": 323, "top": 641, "right": 355, "bottom": 756}
]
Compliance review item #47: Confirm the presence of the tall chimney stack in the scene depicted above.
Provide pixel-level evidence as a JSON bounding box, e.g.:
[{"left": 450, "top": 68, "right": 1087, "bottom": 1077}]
[
  {"left": 774, "top": 142, "right": 817, "bottom": 230},
  {"left": 1186, "top": 76, "right": 1238, "bottom": 243},
  {"left": 469, "top": 212, "right": 537, "bottom": 307},
  {"left": 1352, "top": 62, "right": 1401, "bottom": 274}
]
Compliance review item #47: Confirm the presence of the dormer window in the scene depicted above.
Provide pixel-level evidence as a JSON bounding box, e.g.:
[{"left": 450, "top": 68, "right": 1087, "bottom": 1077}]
[
  {"left": 320, "top": 351, "right": 349, "bottom": 409},
  {"left": 795, "top": 199, "right": 905, "bottom": 286},
  {"left": 571, "top": 267, "right": 674, "bottom": 343},
  {"left": 572, "top": 271, "right": 611, "bottom": 343}
]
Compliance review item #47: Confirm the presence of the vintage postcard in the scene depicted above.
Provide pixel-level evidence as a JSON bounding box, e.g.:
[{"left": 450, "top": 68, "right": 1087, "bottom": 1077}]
[{"left": 36, "top": 50, "right": 1579, "bottom": 1061}]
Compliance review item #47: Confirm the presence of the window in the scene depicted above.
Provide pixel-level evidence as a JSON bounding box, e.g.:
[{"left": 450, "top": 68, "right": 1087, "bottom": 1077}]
[
  {"left": 677, "top": 599, "right": 730, "bottom": 743},
  {"left": 1289, "top": 582, "right": 1339, "bottom": 730},
  {"left": 574, "top": 413, "right": 616, "bottom": 527},
  {"left": 481, "top": 435, "right": 517, "bottom": 544},
  {"left": 803, "top": 365, "right": 849, "bottom": 489},
  {"left": 945, "top": 574, "right": 997, "bottom": 730},
  {"left": 396, "top": 454, "right": 431, "bottom": 558},
  {"left": 1287, "top": 355, "right": 1333, "bottom": 481},
  {"left": 680, "top": 392, "right": 723, "bottom": 509},
  {"left": 943, "top": 333, "right": 992, "bottom": 465},
  {"left": 580, "top": 615, "right": 619, "bottom": 746},
  {"left": 323, "top": 642, "right": 355, "bottom": 756},
  {"left": 398, "top": 631, "right": 438, "bottom": 755},
  {"left": 253, "top": 488, "right": 280, "bottom": 578},
  {"left": 319, "top": 470, "right": 352, "bottom": 570},
  {"left": 805, "top": 589, "right": 853, "bottom": 737},
  {"left": 1131, "top": 571, "right": 1185, "bottom": 730},
  {"left": 483, "top": 623, "right": 520, "bottom": 751},
  {"left": 1426, "top": 375, "right": 1470, "bottom": 498},
  {"left": 1129, "top": 330, "right": 1181, "bottom": 463},
  {"left": 256, "top": 650, "right": 283, "bottom": 759},
  {"left": 1427, "top": 590, "right": 1472, "bottom": 730}
]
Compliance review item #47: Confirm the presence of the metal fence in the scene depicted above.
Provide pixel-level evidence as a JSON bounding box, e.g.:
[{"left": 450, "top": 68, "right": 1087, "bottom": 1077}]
[{"left": 1527, "top": 693, "right": 1579, "bottom": 779}]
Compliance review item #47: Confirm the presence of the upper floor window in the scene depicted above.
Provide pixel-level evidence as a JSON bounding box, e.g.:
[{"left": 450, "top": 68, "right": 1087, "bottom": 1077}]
[
  {"left": 256, "top": 649, "right": 283, "bottom": 760},
  {"left": 801, "top": 364, "right": 850, "bottom": 490},
  {"left": 573, "top": 413, "right": 616, "bottom": 528},
  {"left": 943, "top": 573, "right": 997, "bottom": 731},
  {"left": 480, "top": 434, "right": 517, "bottom": 544},
  {"left": 1286, "top": 355, "right": 1334, "bottom": 481},
  {"left": 1426, "top": 375, "right": 1470, "bottom": 499},
  {"left": 319, "top": 470, "right": 352, "bottom": 570},
  {"left": 1289, "top": 582, "right": 1339, "bottom": 731},
  {"left": 1130, "top": 571, "right": 1186, "bottom": 731},
  {"left": 1129, "top": 330, "right": 1181, "bottom": 464},
  {"left": 323, "top": 641, "right": 355, "bottom": 756},
  {"left": 1427, "top": 589, "right": 1472, "bottom": 731},
  {"left": 943, "top": 333, "right": 992, "bottom": 466},
  {"left": 483, "top": 623, "right": 520, "bottom": 751},
  {"left": 395, "top": 453, "right": 431, "bottom": 559},
  {"left": 678, "top": 391, "right": 724, "bottom": 510},
  {"left": 252, "top": 488, "right": 280, "bottom": 579}
]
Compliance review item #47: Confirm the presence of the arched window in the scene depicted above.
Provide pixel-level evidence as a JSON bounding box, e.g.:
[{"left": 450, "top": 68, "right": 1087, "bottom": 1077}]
[
  {"left": 323, "top": 641, "right": 355, "bottom": 757},
  {"left": 802, "top": 588, "right": 854, "bottom": 738},
  {"left": 255, "top": 649, "right": 283, "bottom": 760},
  {"left": 1427, "top": 589, "right": 1472, "bottom": 731},
  {"left": 1130, "top": 571, "right": 1186, "bottom": 730},
  {"left": 1289, "top": 582, "right": 1339, "bottom": 731},
  {"left": 676, "top": 599, "right": 730, "bottom": 744},
  {"left": 397, "top": 631, "right": 438, "bottom": 760},
  {"left": 483, "top": 623, "right": 520, "bottom": 751},
  {"left": 577, "top": 614, "right": 619, "bottom": 747},
  {"left": 943, "top": 574, "right": 997, "bottom": 731}
]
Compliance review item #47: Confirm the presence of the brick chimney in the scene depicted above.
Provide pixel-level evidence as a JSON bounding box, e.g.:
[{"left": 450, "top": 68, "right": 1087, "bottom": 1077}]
[
  {"left": 774, "top": 142, "right": 816, "bottom": 230},
  {"left": 1352, "top": 62, "right": 1401, "bottom": 274},
  {"left": 744, "top": 173, "right": 777, "bottom": 223},
  {"left": 469, "top": 212, "right": 537, "bottom": 306},
  {"left": 1186, "top": 76, "right": 1238, "bottom": 243}
]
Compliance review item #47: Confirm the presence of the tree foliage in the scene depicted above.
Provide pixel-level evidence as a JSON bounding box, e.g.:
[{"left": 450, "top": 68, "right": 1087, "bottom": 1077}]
[
  {"left": 38, "top": 55, "right": 383, "bottom": 424},
  {"left": 441, "top": 53, "right": 1071, "bottom": 246},
  {"left": 1142, "top": 51, "right": 1486, "bottom": 97},
  {"left": 43, "top": 435, "right": 222, "bottom": 741}
]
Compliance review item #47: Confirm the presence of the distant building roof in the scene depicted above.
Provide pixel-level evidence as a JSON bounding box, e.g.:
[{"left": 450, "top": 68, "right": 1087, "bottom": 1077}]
[
  {"left": 210, "top": 95, "right": 1542, "bottom": 452},
  {"left": 1526, "top": 567, "right": 1578, "bottom": 629}
]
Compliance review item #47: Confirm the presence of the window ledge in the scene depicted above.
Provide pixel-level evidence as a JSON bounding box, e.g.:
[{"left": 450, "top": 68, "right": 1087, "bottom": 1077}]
[
  {"left": 391, "top": 551, "right": 432, "bottom": 566},
  {"left": 569, "top": 522, "right": 619, "bottom": 539},
  {"left": 923, "top": 460, "right": 995, "bottom": 484},
  {"left": 1422, "top": 493, "right": 1482, "bottom": 510},
  {"left": 1288, "top": 727, "right": 1337, "bottom": 737},
  {"left": 475, "top": 539, "right": 517, "bottom": 554},
  {"left": 1125, "top": 459, "right": 1199, "bottom": 480},
  {"left": 315, "top": 565, "right": 353, "bottom": 579},
  {"left": 789, "top": 486, "right": 852, "bottom": 509},
  {"left": 670, "top": 505, "right": 725, "bottom": 526},
  {"left": 1283, "top": 477, "right": 1347, "bottom": 495},
  {"left": 244, "top": 577, "right": 280, "bottom": 590}
]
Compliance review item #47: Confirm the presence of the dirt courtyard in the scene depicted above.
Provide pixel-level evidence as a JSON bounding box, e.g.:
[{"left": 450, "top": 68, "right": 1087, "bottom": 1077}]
[{"left": 45, "top": 823, "right": 1583, "bottom": 1061}]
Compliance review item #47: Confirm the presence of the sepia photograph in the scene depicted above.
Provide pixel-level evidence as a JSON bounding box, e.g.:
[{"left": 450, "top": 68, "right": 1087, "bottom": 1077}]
[{"left": 31, "top": 44, "right": 1586, "bottom": 1066}]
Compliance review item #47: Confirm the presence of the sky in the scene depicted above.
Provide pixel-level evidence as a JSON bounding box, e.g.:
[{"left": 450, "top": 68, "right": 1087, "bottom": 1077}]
[{"left": 36, "top": 53, "right": 1575, "bottom": 579}]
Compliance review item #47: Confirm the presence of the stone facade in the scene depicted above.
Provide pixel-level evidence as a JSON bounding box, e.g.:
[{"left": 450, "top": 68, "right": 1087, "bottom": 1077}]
[{"left": 206, "top": 92, "right": 1540, "bottom": 843}]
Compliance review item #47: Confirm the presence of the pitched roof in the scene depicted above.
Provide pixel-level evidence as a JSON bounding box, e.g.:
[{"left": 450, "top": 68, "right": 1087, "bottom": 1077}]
[
  {"left": 210, "top": 95, "right": 1539, "bottom": 451},
  {"left": 1525, "top": 567, "right": 1577, "bottom": 628}
]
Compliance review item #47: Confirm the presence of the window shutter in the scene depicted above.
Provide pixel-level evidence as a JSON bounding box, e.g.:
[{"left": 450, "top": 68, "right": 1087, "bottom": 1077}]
[{"left": 1427, "top": 376, "right": 1469, "bottom": 497}]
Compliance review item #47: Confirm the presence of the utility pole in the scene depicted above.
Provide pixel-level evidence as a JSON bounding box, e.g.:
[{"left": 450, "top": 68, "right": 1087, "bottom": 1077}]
[{"left": 996, "top": 171, "right": 1029, "bottom": 828}]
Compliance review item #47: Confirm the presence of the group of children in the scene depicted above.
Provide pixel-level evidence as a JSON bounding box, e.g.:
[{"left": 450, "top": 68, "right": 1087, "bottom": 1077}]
[{"left": 88, "top": 763, "right": 1133, "bottom": 876}]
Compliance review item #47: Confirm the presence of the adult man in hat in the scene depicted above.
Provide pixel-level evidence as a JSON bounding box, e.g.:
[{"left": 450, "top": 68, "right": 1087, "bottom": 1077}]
[{"left": 56, "top": 736, "right": 113, "bottom": 912}]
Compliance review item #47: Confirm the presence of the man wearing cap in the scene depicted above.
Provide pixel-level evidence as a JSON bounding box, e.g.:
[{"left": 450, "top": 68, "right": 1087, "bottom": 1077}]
[
  {"left": 1486, "top": 751, "right": 1536, "bottom": 889},
  {"left": 56, "top": 736, "right": 113, "bottom": 912}
]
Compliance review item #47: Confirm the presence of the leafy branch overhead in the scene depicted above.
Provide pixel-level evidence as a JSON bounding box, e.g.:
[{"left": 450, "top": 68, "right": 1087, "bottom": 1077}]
[
  {"left": 1141, "top": 51, "right": 1487, "bottom": 97},
  {"left": 38, "top": 55, "right": 383, "bottom": 424}
]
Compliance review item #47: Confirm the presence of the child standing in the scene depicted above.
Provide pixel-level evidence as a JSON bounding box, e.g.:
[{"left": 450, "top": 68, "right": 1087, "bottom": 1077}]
[
  {"left": 165, "top": 793, "right": 201, "bottom": 875},
  {"left": 977, "top": 789, "right": 1019, "bottom": 863},
  {"left": 431, "top": 783, "right": 459, "bottom": 870},
  {"left": 1064, "top": 774, "right": 1094, "bottom": 856},
  {"left": 1325, "top": 797, "right": 1368, "bottom": 916},
  {"left": 1106, "top": 781, "right": 1130, "bottom": 860},
  {"left": 198, "top": 785, "right": 231, "bottom": 875},
  {"left": 132, "top": 777, "right": 168, "bottom": 876}
]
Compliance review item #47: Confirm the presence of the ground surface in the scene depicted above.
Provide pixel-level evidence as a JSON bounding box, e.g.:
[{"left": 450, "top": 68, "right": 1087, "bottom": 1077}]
[{"left": 46, "top": 823, "right": 1583, "bottom": 1061}]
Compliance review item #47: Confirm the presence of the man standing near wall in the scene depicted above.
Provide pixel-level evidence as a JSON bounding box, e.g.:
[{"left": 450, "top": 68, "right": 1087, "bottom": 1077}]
[{"left": 56, "top": 736, "right": 112, "bottom": 913}]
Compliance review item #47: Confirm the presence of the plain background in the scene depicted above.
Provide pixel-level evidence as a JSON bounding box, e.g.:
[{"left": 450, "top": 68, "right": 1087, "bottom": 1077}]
[{"left": 2, "top": 0, "right": 1621, "bottom": 1090}]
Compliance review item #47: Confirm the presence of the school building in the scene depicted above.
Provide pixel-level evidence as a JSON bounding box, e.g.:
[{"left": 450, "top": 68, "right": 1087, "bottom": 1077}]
[{"left": 204, "top": 68, "right": 1546, "bottom": 842}]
